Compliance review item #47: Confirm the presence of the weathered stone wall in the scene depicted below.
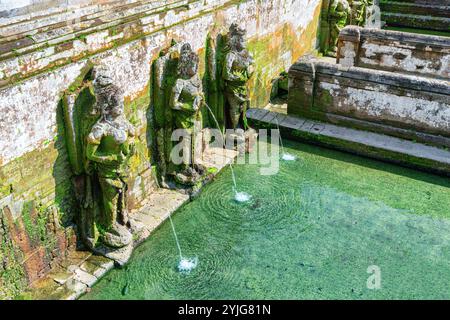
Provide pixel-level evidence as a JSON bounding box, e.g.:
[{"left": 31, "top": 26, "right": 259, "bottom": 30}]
[
  {"left": 0, "top": 0, "right": 322, "bottom": 298},
  {"left": 0, "top": 1, "right": 146, "bottom": 26},
  {"left": 287, "top": 57, "right": 450, "bottom": 148},
  {"left": 337, "top": 26, "right": 450, "bottom": 79}
]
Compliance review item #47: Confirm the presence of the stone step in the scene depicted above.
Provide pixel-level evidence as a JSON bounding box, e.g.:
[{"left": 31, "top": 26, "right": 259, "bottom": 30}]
[
  {"left": 0, "top": 0, "right": 184, "bottom": 43},
  {"left": 0, "top": 0, "right": 142, "bottom": 28},
  {"left": 381, "top": 12, "right": 450, "bottom": 32},
  {"left": 247, "top": 109, "right": 450, "bottom": 177},
  {"left": 0, "top": 0, "right": 227, "bottom": 87},
  {"left": 380, "top": 1, "right": 450, "bottom": 18}
]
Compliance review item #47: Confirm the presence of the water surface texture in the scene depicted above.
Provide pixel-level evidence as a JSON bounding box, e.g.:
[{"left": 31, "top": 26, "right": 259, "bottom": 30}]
[{"left": 83, "top": 140, "right": 450, "bottom": 299}]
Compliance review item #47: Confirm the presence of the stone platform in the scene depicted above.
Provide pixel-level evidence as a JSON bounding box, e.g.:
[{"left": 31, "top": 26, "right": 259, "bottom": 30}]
[
  {"left": 26, "top": 147, "right": 238, "bottom": 300},
  {"left": 247, "top": 108, "right": 450, "bottom": 177}
]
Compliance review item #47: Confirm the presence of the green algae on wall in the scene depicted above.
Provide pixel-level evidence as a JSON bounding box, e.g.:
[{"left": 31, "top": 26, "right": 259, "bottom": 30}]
[{"left": 248, "top": 7, "right": 321, "bottom": 108}]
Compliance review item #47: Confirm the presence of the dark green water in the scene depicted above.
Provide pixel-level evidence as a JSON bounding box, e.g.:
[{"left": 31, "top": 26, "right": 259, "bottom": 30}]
[{"left": 83, "top": 140, "right": 450, "bottom": 300}]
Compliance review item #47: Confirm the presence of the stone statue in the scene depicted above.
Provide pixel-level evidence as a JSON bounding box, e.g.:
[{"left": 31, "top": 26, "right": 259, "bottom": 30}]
[
  {"left": 350, "top": 0, "right": 368, "bottom": 26},
  {"left": 223, "top": 23, "right": 255, "bottom": 130},
  {"left": 85, "top": 67, "right": 136, "bottom": 255},
  {"left": 169, "top": 43, "right": 205, "bottom": 185},
  {"left": 328, "top": 0, "right": 351, "bottom": 56},
  {"left": 62, "top": 65, "right": 136, "bottom": 265}
]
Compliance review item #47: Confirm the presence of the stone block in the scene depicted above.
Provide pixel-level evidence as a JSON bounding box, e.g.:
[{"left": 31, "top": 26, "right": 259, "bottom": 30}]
[{"left": 288, "top": 56, "right": 450, "bottom": 148}]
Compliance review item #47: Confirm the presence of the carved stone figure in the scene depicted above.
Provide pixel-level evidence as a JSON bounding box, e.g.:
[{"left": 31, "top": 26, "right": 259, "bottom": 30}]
[
  {"left": 86, "top": 67, "right": 136, "bottom": 252},
  {"left": 327, "top": 0, "right": 351, "bottom": 56},
  {"left": 223, "top": 23, "right": 255, "bottom": 130},
  {"left": 62, "top": 65, "right": 136, "bottom": 265},
  {"left": 169, "top": 43, "right": 205, "bottom": 185},
  {"left": 349, "top": 0, "right": 368, "bottom": 26}
]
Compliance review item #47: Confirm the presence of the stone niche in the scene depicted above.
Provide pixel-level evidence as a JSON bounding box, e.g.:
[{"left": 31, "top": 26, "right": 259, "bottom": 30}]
[
  {"left": 288, "top": 56, "right": 450, "bottom": 148},
  {"left": 0, "top": 0, "right": 322, "bottom": 299},
  {"left": 337, "top": 26, "right": 450, "bottom": 79}
]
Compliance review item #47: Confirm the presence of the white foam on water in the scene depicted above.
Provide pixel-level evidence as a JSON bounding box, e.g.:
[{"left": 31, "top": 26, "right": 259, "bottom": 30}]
[
  {"left": 178, "top": 257, "right": 198, "bottom": 274},
  {"left": 235, "top": 192, "right": 252, "bottom": 203},
  {"left": 282, "top": 153, "right": 296, "bottom": 161}
]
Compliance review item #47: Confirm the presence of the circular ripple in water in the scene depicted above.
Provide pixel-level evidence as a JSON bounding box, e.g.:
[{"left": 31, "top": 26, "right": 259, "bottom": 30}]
[
  {"left": 200, "top": 167, "right": 303, "bottom": 233},
  {"left": 135, "top": 240, "right": 241, "bottom": 299}
]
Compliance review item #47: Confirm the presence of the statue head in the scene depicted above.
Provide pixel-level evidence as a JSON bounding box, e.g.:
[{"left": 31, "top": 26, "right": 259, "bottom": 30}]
[
  {"left": 228, "top": 23, "right": 246, "bottom": 52},
  {"left": 177, "top": 43, "right": 199, "bottom": 79},
  {"left": 93, "top": 65, "right": 114, "bottom": 88},
  {"left": 92, "top": 65, "right": 124, "bottom": 119},
  {"left": 334, "top": 0, "right": 350, "bottom": 11}
]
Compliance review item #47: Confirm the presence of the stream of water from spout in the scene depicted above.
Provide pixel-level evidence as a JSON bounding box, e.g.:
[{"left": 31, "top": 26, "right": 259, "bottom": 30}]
[
  {"left": 274, "top": 116, "right": 296, "bottom": 161},
  {"left": 204, "top": 102, "right": 251, "bottom": 202},
  {"left": 151, "top": 170, "right": 197, "bottom": 273}
]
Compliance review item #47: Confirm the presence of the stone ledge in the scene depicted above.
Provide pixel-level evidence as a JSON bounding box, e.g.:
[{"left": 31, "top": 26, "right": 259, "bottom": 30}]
[
  {"left": 337, "top": 25, "right": 450, "bottom": 79},
  {"left": 290, "top": 56, "right": 450, "bottom": 95},
  {"left": 381, "top": 12, "right": 450, "bottom": 32},
  {"left": 247, "top": 109, "right": 450, "bottom": 177},
  {"left": 0, "top": 0, "right": 230, "bottom": 87},
  {"left": 0, "top": 1, "right": 147, "bottom": 28}
]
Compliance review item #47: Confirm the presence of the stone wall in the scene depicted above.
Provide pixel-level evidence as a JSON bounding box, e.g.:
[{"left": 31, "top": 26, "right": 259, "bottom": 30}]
[
  {"left": 287, "top": 57, "right": 450, "bottom": 148},
  {"left": 337, "top": 26, "right": 450, "bottom": 79},
  {"left": 0, "top": 0, "right": 322, "bottom": 299}
]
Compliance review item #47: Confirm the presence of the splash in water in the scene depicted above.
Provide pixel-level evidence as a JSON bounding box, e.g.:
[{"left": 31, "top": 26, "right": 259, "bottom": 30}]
[
  {"left": 178, "top": 257, "right": 198, "bottom": 274},
  {"left": 235, "top": 191, "right": 252, "bottom": 203},
  {"left": 282, "top": 153, "right": 296, "bottom": 161}
]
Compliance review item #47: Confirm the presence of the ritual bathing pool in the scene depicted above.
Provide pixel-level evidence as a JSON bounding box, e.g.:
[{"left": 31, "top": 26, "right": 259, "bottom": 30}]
[{"left": 82, "top": 140, "right": 450, "bottom": 300}]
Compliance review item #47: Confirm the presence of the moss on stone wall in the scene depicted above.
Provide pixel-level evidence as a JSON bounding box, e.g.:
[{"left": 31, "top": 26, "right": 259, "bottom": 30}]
[
  {"left": 0, "top": 212, "right": 27, "bottom": 300},
  {"left": 248, "top": 5, "right": 321, "bottom": 107}
]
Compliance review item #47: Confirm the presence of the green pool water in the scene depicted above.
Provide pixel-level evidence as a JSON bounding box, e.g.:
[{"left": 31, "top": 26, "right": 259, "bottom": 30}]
[{"left": 82, "top": 140, "right": 450, "bottom": 300}]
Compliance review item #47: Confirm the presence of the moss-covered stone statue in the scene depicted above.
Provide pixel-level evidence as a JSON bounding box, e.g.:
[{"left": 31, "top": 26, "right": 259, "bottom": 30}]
[
  {"left": 349, "top": 0, "right": 369, "bottom": 26},
  {"left": 169, "top": 43, "right": 206, "bottom": 185},
  {"left": 86, "top": 67, "right": 136, "bottom": 256},
  {"left": 222, "top": 23, "right": 255, "bottom": 130},
  {"left": 328, "top": 0, "right": 351, "bottom": 57},
  {"left": 62, "top": 65, "right": 136, "bottom": 265}
]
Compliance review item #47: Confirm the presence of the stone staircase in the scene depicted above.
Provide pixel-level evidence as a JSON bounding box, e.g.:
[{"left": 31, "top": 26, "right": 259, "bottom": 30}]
[{"left": 380, "top": 0, "right": 450, "bottom": 34}]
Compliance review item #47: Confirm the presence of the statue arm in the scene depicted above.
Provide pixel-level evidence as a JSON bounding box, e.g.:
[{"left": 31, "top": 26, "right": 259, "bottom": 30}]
[
  {"left": 170, "top": 80, "right": 185, "bottom": 111},
  {"left": 86, "top": 126, "right": 118, "bottom": 163},
  {"left": 170, "top": 80, "right": 200, "bottom": 112},
  {"left": 223, "top": 53, "right": 239, "bottom": 81}
]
